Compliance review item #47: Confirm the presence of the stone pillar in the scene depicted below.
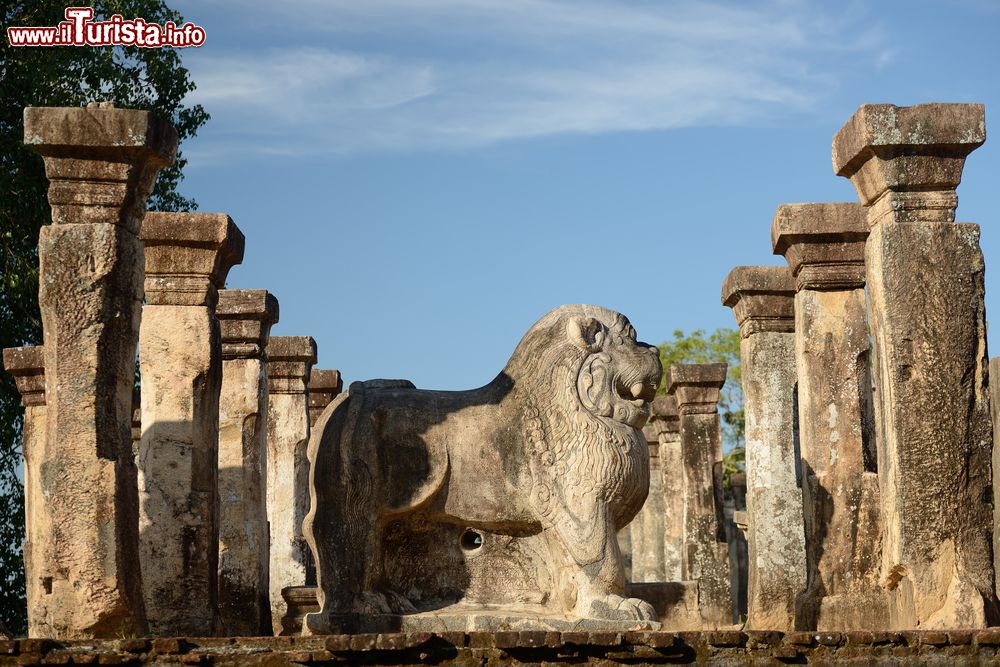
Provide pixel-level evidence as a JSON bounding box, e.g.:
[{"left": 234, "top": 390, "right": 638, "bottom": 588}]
[
  {"left": 630, "top": 424, "right": 665, "bottom": 582},
  {"left": 648, "top": 395, "right": 684, "bottom": 582},
  {"left": 833, "top": 103, "right": 997, "bottom": 628},
  {"left": 24, "top": 102, "right": 177, "bottom": 637},
  {"left": 266, "top": 336, "right": 317, "bottom": 634},
  {"left": 772, "top": 202, "right": 886, "bottom": 629},
  {"left": 2, "top": 346, "right": 47, "bottom": 637},
  {"left": 991, "top": 356, "right": 1000, "bottom": 599},
  {"left": 307, "top": 369, "right": 343, "bottom": 427},
  {"left": 721, "top": 265, "right": 806, "bottom": 631},
  {"left": 216, "top": 289, "right": 279, "bottom": 636},
  {"left": 666, "top": 363, "right": 733, "bottom": 627},
  {"left": 138, "top": 212, "right": 244, "bottom": 636}
]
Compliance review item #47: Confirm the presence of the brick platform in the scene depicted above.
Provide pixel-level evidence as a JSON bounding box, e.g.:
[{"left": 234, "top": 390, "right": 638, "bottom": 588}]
[{"left": 3, "top": 630, "right": 1000, "bottom": 665}]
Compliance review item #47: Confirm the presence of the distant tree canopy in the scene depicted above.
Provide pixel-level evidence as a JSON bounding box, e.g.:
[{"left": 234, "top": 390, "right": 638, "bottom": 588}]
[
  {"left": 656, "top": 328, "right": 744, "bottom": 482},
  {"left": 0, "top": 0, "right": 207, "bottom": 635}
]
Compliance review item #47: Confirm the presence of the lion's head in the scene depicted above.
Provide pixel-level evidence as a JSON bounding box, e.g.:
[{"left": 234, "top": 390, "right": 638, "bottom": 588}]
[
  {"left": 505, "top": 304, "right": 662, "bottom": 430},
  {"left": 503, "top": 304, "right": 662, "bottom": 534}
]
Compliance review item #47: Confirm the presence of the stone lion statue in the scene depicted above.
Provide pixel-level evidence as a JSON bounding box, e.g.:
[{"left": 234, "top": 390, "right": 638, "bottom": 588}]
[{"left": 303, "top": 305, "right": 662, "bottom": 633}]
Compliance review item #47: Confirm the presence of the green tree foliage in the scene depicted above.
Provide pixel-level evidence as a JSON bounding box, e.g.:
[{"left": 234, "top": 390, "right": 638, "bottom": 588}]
[
  {"left": 657, "top": 328, "right": 744, "bottom": 480},
  {"left": 1, "top": 1, "right": 207, "bottom": 635}
]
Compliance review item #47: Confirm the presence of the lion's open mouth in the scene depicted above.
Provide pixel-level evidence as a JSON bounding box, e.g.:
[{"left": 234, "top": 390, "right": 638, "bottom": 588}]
[
  {"left": 613, "top": 375, "right": 657, "bottom": 427},
  {"left": 615, "top": 376, "right": 657, "bottom": 405}
]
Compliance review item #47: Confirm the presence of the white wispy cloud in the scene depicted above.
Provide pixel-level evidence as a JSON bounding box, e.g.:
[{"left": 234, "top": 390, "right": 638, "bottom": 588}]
[{"left": 178, "top": 0, "right": 886, "bottom": 159}]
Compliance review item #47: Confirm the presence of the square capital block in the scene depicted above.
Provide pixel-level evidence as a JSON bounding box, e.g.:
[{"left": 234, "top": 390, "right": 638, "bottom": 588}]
[
  {"left": 771, "top": 202, "right": 868, "bottom": 291},
  {"left": 308, "top": 369, "right": 344, "bottom": 426},
  {"left": 24, "top": 103, "right": 178, "bottom": 232},
  {"left": 3, "top": 345, "right": 46, "bottom": 407},
  {"left": 267, "top": 336, "right": 318, "bottom": 394},
  {"left": 648, "top": 395, "right": 679, "bottom": 438},
  {"left": 217, "top": 289, "right": 280, "bottom": 359},
  {"left": 832, "top": 103, "right": 985, "bottom": 225},
  {"left": 721, "top": 265, "right": 795, "bottom": 338},
  {"left": 666, "top": 363, "right": 727, "bottom": 415},
  {"left": 141, "top": 213, "right": 245, "bottom": 306}
]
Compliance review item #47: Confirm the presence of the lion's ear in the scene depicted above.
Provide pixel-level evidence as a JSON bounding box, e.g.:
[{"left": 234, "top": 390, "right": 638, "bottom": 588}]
[{"left": 567, "top": 316, "right": 605, "bottom": 353}]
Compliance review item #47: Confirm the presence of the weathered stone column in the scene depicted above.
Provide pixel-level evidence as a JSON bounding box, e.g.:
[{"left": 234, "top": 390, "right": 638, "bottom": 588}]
[
  {"left": 991, "top": 356, "right": 1000, "bottom": 599},
  {"left": 648, "top": 395, "right": 684, "bottom": 582},
  {"left": 307, "top": 369, "right": 343, "bottom": 427},
  {"left": 138, "top": 212, "right": 244, "bottom": 636},
  {"left": 721, "top": 266, "right": 806, "bottom": 631},
  {"left": 630, "top": 424, "right": 665, "bottom": 582},
  {"left": 216, "top": 289, "right": 279, "bottom": 636},
  {"left": 24, "top": 102, "right": 177, "bottom": 637},
  {"left": 266, "top": 336, "right": 317, "bottom": 634},
  {"left": 772, "top": 202, "right": 886, "bottom": 629},
  {"left": 833, "top": 102, "right": 997, "bottom": 628},
  {"left": 667, "top": 363, "right": 733, "bottom": 627},
  {"left": 2, "top": 346, "right": 47, "bottom": 637}
]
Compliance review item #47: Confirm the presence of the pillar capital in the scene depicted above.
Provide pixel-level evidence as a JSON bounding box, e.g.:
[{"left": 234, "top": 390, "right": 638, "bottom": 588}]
[
  {"left": 721, "top": 265, "right": 795, "bottom": 338},
  {"left": 832, "top": 103, "right": 985, "bottom": 226},
  {"left": 666, "top": 363, "right": 727, "bottom": 415},
  {"left": 217, "top": 289, "right": 279, "bottom": 360},
  {"left": 2, "top": 346, "right": 46, "bottom": 407},
  {"left": 140, "top": 212, "right": 245, "bottom": 307},
  {"left": 267, "top": 336, "right": 317, "bottom": 395},
  {"left": 307, "top": 369, "right": 343, "bottom": 426},
  {"left": 648, "top": 395, "right": 679, "bottom": 439},
  {"left": 771, "top": 203, "right": 868, "bottom": 291},
  {"left": 24, "top": 103, "right": 177, "bottom": 233}
]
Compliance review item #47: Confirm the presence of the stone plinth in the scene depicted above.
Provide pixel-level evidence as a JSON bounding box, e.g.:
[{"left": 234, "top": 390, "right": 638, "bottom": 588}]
[
  {"left": 649, "top": 396, "right": 684, "bottom": 582},
  {"left": 7, "top": 630, "right": 1000, "bottom": 665},
  {"left": 834, "top": 103, "right": 997, "bottom": 628},
  {"left": 138, "top": 213, "right": 244, "bottom": 636},
  {"left": 630, "top": 426, "right": 665, "bottom": 582},
  {"left": 666, "top": 363, "right": 732, "bottom": 627},
  {"left": 216, "top": 289, "right": 279, "bottom": 636},
  {"left": 24, "top": 103, "right": 177, "bottom": 637},
  {"left": 307, "top": 370, "right": 343, "bottom": 427},
  {"left": 772, "top": 202, "right": 886, "bottom": 630},
  {"left": 266, "top": 336, "right": 317, "bottom": 635},
  {"left": 2, "top": 347, "right": 47, "bottom": 637},
  {"left": 722, "top": 266, "right": 806, "bottom": 631}
]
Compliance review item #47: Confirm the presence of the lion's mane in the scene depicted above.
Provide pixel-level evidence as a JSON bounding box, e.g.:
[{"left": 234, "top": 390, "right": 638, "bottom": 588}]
[{"left": 503, "top": 305, "right": 650, "bottom": 534}]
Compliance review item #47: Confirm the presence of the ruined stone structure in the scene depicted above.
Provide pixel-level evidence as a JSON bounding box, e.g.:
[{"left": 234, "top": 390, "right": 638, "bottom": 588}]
[
  {"left": 833, "top": 103, "right": 997, "bottom": 628},
  {"left": 304, "top": 306, "right": 662, "bottom": 633},
  {"left": 7, "top": 100, "right": 1000, "bottom": 652},
  {"left": 666, "top": 364, "right": 733, "bottom": 628},
  {"left": 721, "top": 267, "right": 806, "bottom": 631},
  {"left": 22, "top": 103, "right": 177, "bottom": 638},
  {"left": 217, "top": 289, "right": 279, "bottom": 636},
  {"left": 138, "top": 212, "right": 245, "bottom": 635},
  {"left": 266, "top": 336, "right": 318, "bottom": 634},
  {"left": 771, "top": 202, "right": 886, "bottom": 630}
]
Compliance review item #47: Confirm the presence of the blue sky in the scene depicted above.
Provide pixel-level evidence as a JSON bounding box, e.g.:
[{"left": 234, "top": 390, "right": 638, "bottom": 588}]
[{"left": 171, "top": 0, "right": 1000, "bottom": 391}]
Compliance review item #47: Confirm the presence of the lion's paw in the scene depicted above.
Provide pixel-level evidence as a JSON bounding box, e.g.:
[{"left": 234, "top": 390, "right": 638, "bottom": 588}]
[{"left": 585, "top": 594, "right": 657, "bottom": 622}]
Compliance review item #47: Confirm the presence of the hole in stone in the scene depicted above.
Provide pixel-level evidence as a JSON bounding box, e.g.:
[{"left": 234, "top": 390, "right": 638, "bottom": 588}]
[
  {"left": 42, "top": 577, "right": 52, "bottom": 594},
  {"left": 460, "top": 528, "right": 483, "bottom": 552}
]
